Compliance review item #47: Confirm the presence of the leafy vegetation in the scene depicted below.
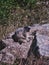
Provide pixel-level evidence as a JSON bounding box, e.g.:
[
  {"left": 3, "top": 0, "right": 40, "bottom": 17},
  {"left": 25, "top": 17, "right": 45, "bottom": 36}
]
[
  {"left": 0, "top": 0, "right": 17, "bottom": 25},
  {"left": 16, "top": 0, "right": 37, "bottom": 7},
  {"left": 0, "top": 0, "right": 37, "bottom": 25}
]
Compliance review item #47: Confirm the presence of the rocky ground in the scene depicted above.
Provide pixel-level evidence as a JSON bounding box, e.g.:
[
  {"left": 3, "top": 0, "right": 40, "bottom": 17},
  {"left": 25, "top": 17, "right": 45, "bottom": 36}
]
[{"left": 0, "top": 24, "right": 49, "bottom": 65}]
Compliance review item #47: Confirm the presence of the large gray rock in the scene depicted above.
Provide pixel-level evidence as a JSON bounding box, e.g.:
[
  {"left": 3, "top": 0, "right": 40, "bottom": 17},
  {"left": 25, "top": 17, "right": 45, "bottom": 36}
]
[{"left": 36, "top": 24, "right": 49, "bottom": 57}]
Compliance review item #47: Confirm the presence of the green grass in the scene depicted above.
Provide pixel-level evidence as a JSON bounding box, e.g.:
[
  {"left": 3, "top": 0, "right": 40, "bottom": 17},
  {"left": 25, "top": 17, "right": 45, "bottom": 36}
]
[
  {"left": 0, "top": 0, "right": 17, "bottom": 25},
  {"left": 0, "top": 0, "right": 37, "bottom": 26}
]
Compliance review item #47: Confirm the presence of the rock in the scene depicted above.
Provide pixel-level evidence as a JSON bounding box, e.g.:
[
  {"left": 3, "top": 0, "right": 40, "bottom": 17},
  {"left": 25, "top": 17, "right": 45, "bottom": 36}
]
[
  {"left": 0, "top": 26, "right": 34, "bottom": 64},
  {"left": 36, "top": 24, "right": 49, "bottom": 57}
]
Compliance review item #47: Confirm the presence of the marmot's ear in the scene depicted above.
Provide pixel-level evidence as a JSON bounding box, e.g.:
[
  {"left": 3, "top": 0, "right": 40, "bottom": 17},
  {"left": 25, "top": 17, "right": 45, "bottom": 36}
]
[{"left": 24, "top": 26, "right": 30, "bottom": 32}]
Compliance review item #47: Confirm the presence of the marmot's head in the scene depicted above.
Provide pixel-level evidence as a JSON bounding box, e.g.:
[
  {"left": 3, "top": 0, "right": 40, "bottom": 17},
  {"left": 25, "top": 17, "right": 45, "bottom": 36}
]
[{"left": 24, "top": 26, "right": 30, "bottom": 32}]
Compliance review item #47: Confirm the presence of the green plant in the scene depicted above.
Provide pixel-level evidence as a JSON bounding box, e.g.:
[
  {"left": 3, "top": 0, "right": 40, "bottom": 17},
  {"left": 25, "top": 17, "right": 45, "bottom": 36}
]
[
  {"left": 0, "top": 0, "right": 17, "bottom": 25},
  {"left": 0, "top": 0, "right": 37, "bottom": 25},
  {"left": 16, "top": 0, "right": 37, "bottom": 7}
]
